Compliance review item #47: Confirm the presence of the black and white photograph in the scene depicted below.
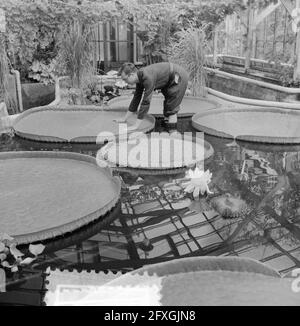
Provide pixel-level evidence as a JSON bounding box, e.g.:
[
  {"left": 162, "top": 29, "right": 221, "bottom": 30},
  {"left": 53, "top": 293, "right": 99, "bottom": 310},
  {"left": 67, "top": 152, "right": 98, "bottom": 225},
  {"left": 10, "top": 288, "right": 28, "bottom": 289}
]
[{"left": 0, "top": 0, "right": 300, "bottom": 308}]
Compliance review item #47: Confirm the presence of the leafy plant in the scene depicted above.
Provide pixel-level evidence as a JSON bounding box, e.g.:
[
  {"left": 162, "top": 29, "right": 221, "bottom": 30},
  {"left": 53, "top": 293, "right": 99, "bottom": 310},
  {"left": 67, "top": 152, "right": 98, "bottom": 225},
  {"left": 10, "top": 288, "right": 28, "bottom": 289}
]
[
  {"left": 265, "top": 54, "right": 298, "bottom": 87},
  {"left": 56, "top": 20, "right": 95, "bottom": 88},
  {"left": 28, "top": 58, "right": 57, "bottom": 84},
  {"left": 0, "top": 0, "right": 120, "bottom": 82},
  {"left": 168, "top": 25, "right": 211, "bottom": 97},
  {"left": 82, "top": 77, "right": 105, "bottom": 105},
  {"left": 0, "top": 233, "right": 45, "bottom": 292}
]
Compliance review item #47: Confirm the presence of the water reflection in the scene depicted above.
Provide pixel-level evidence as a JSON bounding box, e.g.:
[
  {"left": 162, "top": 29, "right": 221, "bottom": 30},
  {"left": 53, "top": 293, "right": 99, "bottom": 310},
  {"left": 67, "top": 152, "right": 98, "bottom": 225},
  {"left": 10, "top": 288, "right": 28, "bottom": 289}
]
[{"left": 1, "top": 119, "right": 300, "bottom": 275}]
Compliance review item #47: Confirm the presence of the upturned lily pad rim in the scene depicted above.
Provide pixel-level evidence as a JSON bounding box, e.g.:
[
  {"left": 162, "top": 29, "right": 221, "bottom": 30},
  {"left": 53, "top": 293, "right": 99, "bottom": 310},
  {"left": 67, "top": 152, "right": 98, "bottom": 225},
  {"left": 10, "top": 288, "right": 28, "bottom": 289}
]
[
  {"left": 108, "top": 94, "right": 220, "bottom": 117},
  {"left": 107, "top": 256, "right": 281, "bottom": 286},
  {"left": 13, "top": 105, "right": 155, "bottom": 144},
  {"left": 192, "top": 106, "right": 300, "bottom": 144},
  {"left": 0, "top": 151, "right": 121, "bottom": 245}
]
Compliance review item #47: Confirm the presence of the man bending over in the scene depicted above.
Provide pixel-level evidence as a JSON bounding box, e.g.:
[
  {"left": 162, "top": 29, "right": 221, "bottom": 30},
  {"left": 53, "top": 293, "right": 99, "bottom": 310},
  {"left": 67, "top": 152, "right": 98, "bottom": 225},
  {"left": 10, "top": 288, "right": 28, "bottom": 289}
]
[{"left": 115, "top": 62, "right": 189, "bottom": 130}]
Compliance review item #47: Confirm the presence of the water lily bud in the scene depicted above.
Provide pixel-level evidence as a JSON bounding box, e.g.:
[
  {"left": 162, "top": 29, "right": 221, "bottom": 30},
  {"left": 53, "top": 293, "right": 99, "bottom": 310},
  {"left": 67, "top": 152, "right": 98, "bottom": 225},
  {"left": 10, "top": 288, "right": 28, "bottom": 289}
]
[
  {"left": 29, "top": 244, "right": 45, "bottom": 256},
  {"left": 11, "top": 266, "right": 18, "bottom": 273}
]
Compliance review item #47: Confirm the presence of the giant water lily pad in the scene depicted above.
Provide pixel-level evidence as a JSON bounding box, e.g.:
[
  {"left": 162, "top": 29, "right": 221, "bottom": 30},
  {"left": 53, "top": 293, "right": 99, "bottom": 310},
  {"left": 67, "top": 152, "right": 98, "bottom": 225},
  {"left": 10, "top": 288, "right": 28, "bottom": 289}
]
[
  {"left": 0, "top": 151, "right": 121, "bottom": 244},
  {"left": 13, "top": 106, "right": 155, "bottom": 143},
  {"left": 108, "top": 94, "right": 219, "bottom": 117},
  {"left": 98, "top": 133, "right": 214, "bottom": 174},
  {"left": 192, "top": 107, "right": 300, "bottom": 144}
]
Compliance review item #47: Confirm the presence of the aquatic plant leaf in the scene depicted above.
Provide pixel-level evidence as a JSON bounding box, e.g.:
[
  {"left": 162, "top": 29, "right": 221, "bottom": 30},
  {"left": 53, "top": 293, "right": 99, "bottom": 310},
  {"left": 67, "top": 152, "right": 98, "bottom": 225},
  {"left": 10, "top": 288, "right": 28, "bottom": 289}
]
[
  {"left": 1, "top": 261, "right": 10, "bottom": 268},
  {"left": 9, "top": 244, "right": 24, "bottom": 259},
  {"left": 20, "top": 257, "right": 36, "bottom": 265},
  {"left": 11, "top": 266, "right": 18, "bottom": 273}
]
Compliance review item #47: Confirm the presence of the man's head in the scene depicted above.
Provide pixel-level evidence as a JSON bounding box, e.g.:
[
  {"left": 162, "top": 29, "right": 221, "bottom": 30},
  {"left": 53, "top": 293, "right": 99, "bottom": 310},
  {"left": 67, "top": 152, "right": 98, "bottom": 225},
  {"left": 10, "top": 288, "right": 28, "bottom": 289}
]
[{"left": 118, "top": 62, "right": 139, "bottom": 85}]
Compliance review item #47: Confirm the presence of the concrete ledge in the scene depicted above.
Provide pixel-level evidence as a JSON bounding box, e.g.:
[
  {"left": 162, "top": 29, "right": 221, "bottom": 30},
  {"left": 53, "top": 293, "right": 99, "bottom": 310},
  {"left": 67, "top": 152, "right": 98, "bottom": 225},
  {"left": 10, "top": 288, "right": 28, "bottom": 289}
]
[
  {"left": 206, "top": 87, "right": 300, "bottom": 110},
  {"left": 21, "top": 82, "right": 55, "bottom": 111},
  {"left": 205, "top": 67, "right": 300, "bottom": 94}
]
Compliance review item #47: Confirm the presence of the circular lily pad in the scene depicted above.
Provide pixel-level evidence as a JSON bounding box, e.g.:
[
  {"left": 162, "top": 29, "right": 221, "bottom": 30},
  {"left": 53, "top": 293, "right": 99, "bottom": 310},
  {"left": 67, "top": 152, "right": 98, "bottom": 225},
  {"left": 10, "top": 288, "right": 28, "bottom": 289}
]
[
  {"left": 0, "top": 151, "right": 121, "bottom": 245},
  {"left": 192, "top": 107, "right": 300, "bottom": 144},
  {"left": 108, "top": 94, "right": 219, "bottom": 117},
  {"left": 210, "top": 194, "right": 250, "bottom": 219},
  {"left": 98, "top": 133, "right": 214, "bottom": 174},
  {"left": 13, "top": 106, "right": 155, "bottom": 143}
]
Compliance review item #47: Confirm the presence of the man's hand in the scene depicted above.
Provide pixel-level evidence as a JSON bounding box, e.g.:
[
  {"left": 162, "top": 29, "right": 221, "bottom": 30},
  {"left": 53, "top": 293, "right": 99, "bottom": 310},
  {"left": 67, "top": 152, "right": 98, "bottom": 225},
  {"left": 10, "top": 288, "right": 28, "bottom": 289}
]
[
  {"left": 113, "top": 117, "right": 127, "bottom": 123},
  {"left": 113, "top": 111, "right": 136, "bottom": 124},
  {"left": 127, "top": 119, "right": 143, "bottom": 131}
]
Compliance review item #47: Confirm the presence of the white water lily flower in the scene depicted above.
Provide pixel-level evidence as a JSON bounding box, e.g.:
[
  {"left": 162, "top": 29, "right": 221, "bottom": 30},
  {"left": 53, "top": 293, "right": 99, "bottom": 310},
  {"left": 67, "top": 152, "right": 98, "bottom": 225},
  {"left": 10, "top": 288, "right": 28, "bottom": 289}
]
[
  {"left": 182, "top": 168, "right": 213, "bottom": 198},
  {"left": 29, "top": 244, "right": 45, "bottom": 256}
]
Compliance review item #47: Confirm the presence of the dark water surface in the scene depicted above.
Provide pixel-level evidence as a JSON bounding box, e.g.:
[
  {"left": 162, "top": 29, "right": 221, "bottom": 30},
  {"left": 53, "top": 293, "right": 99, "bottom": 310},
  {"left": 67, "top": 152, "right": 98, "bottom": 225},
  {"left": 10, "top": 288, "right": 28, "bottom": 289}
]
[{"left": 1, "top": 118, "right": 300, "bottom": 279}]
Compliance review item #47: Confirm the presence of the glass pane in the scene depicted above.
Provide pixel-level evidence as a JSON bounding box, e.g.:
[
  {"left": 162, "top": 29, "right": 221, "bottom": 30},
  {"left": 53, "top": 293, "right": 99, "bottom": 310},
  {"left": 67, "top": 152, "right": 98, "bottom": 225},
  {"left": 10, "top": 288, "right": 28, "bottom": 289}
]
[
  {"left": 119, "top": 23, "right": 127, "bottom": 41},
  {"left": 110, "top": 42, "right": 116, "bottom": 62},
  {"left": 110, "top": 20, "right": 116, "bottom": 41},
  {"left": 118, "top": 41, "right": 128, "bottom": 61}
]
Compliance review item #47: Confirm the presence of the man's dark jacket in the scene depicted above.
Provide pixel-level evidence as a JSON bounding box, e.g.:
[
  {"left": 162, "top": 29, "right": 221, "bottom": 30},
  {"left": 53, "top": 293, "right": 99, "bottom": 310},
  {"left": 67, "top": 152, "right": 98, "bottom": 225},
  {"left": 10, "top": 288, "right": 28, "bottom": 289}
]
[{"left": 128, "top": 62, "right": 189, "bottom": 119}]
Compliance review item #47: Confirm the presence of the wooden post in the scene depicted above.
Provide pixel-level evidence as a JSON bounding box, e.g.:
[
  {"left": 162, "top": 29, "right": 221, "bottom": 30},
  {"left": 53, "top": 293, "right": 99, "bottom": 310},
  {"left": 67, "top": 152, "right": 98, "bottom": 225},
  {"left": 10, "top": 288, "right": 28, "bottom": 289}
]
[
  {"left": 133, "top": 17, "right": 137, "bottom": 64},
  {"left": 245, "top": 4, "right": 254, "bottom": 71},
  {"left": 225, "top": 16, "right": 229, "bottom": 54},
  {"left": 272, "top": 8, "right": 277, "bottom": 58},
  {"left": 103, "top": 22, "right": 108, "bottom": 71},
  {"left": 251, "top": 8, "right": 257, "bottom": 59},
  {"left": 213, "top": 26, "right": 219, "bottom": 65},
  {"left": 294, "top": 0, "right": 300, "bottom": 80}
]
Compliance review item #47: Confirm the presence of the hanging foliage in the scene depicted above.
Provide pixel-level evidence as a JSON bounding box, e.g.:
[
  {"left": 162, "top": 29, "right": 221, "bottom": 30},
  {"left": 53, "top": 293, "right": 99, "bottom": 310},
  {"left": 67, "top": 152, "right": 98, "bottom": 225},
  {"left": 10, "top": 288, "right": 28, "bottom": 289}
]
[
  {"left": 0, "top": 0, "right": 120, "bottom": 81},
  {"left": 0, "top": 0, "right": 272, "bottom": 83},
  {"left": 117, "top": 0, "right": 250, "bottom": 64}
]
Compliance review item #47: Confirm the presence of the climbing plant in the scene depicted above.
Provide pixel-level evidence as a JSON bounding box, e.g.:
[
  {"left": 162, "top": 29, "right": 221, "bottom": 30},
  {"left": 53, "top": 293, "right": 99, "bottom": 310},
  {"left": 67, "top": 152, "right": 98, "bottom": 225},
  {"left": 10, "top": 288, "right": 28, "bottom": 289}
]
[
  {"left": 0, "top": 0, "right": 279, "bottom": 82},
  {"left": 0, "top": 0, "right": 120, "bottom": 82},
  {"left": 117, "top": 0, "right": 249, "bottom": 64}
]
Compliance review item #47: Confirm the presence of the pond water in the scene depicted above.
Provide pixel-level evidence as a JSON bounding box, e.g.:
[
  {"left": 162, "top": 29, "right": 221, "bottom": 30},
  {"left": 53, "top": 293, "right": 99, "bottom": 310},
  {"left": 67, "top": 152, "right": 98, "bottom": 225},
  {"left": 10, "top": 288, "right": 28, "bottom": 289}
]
[{"left": 1, "top": 118, "right": 300, "bottom": 276}]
